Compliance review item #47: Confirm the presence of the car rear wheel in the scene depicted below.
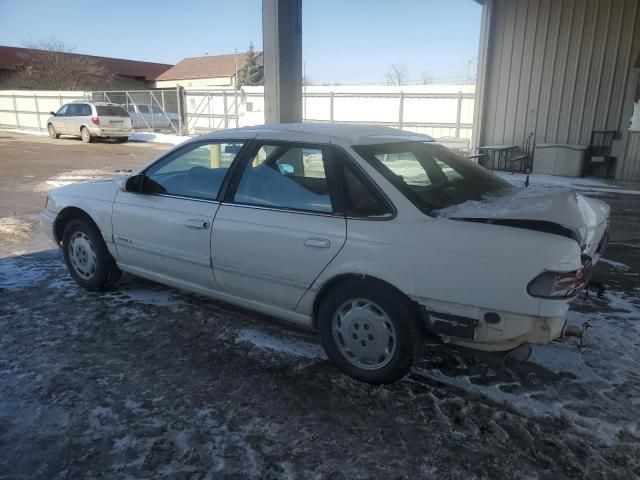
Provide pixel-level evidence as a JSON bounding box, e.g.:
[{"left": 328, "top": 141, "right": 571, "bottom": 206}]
[
  {"left": 318, "top": 278, "right": 422, "bottom": 384},
  {"left": 62, "top": 218, "right": 121, "bottom": 290},
  {"left": 81, "top": 126, "right": 92, "bottom": 143},
  {"left": 48, "top": 124, "right": 59, "bottom": 139},
  {"left": 115, "top": 137, "right": 128, "bottom": 143}
]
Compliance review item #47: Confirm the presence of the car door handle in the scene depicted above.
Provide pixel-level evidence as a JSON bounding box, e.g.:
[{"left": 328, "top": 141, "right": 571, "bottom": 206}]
[
  {"left": 184, "top": 219, "right": 210, "bottom": 229},
  {"left": 304, "top": 238, "right": 330, "bottom": 249}
]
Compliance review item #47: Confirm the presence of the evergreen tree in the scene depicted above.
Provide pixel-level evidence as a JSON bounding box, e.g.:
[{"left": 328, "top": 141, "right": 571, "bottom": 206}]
[{"left": 237, "top": 42, "right": 264, "bottom": 87}]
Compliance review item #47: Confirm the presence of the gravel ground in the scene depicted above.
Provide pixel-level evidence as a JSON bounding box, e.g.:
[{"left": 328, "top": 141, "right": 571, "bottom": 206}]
[{"left": 1, "top": 133, "right": 640, "bottom": 479}]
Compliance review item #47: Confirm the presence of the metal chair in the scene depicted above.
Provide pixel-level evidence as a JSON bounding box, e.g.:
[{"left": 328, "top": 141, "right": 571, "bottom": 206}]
[
  {"left": 587, "top": 130, "right": 617, "bottom": 178},
  {"left": 467, "top": 151, "right": 488, "bottom": 166},
  {"left": 507, "top": 132, "right": 535, "bottom": 173}
]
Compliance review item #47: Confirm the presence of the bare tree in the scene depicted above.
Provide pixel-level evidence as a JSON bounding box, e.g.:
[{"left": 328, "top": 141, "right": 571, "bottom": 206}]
[
  {"left": 17, "top": 37, "right": 113, "bottom": 90},
  {"left": 384, "top": 64, "right": 409, "bottom": 86},
  {"left": 418, "top": 71, "right": 434, "bottom": 85}
]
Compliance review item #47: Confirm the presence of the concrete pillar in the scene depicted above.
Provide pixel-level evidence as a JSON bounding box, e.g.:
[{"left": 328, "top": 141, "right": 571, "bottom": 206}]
[{"left": 262, "top": 0, "right": 302, "bottom": 124}]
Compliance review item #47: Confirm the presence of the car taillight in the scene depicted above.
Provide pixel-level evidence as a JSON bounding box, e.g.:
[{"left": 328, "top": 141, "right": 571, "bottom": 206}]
[
  {"left": 91, "top": 116, "right": 100, "bottom": 125},
  {"left": 527, "top": 259, "right": 593, "bottom": 299}
]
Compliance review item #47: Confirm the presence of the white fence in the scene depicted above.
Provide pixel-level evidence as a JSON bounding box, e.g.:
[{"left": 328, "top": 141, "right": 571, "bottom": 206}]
[
  {"left": 0, "top": 90, "right": 89, "bottom": 131},
  {"left": 185, "top": 85, "right": 475, "bottom": 148},
  {"left": 0, "top": 85, "right": 475, "bottom": 149}
]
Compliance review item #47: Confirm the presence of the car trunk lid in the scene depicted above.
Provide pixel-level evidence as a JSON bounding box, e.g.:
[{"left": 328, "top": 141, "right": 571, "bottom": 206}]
[{"left": 438, "top": 188, "right": 610, "bottom": 255}]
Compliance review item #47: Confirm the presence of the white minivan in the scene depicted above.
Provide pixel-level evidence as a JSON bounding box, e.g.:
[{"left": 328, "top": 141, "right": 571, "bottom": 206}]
[{"left": 47, "top": 102, "right": 133, "bottom": 143}]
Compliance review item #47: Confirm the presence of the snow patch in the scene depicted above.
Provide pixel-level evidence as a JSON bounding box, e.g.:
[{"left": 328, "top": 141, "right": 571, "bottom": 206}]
[
  {"left": 599, "top": 258, "right": 631, "bottom": 271},
  {"left": 0, "top": 217, "right": 32, "bottom": 244},
  {"left": 36, "top": 169, "right": 115, "bottom": 192},
  {"left": 0, "top": 128, "right": 48, "bottom": 137},
  {"left": 235, "top": 329, "right": 326, "bottom": 360},
  {"left": 497, "top": 172, "right": 640, "bottom": 195},
  {"left": 129, "top": 132, "right": 191, "bottom": 145}
]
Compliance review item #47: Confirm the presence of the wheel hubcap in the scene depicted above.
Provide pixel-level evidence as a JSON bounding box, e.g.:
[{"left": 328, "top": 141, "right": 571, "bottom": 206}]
[
  {"left": 48, "top": 125, "right": 55, "bottom": 136},
  {"left": 68, "top": 232, "right": 97, "bottom": 280},
  {"left": 82, "top": 129, "right": 89, "bottom": 141},
  {"left": 332, "top": 298, "right": 397, "bottom": 370}
]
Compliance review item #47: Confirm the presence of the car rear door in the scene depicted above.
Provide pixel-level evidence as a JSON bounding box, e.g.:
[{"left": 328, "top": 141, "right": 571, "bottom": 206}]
[
  {"left": 112, "top": 139, "right": 247, "bottom": 289},
  {"left": 211, "top": 141, "right": 347, "bottom": 311}
]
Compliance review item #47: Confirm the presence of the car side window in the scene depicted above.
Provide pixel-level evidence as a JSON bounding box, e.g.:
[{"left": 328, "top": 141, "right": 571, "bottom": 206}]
[
  {"left": 333, "top": 147, "right": 393, "bottom": 218},
  {"left": 143, "top": 141, "right": 245, "bottom": 201},
  {"left": 126, "top": 105, "right": 136, "bottom": 113},
  {"left": 138, "top": 105, "right": 150, "bottom": 113},
  {"left": 80, "top": 104, "right": 92, "bottom": 116},
  {"left": 66, "top": 104, "right": 79, "bottom": 116},
  {"left": 56, "top": 105, "right": 68, "bottom": 116},
  {"left": 233, "top": 144, "right": 333, "bottom": 213}
]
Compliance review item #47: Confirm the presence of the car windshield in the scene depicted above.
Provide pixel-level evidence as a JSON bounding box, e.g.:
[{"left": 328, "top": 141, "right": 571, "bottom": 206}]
[
  {"left": 353, "top": 141, "right": 515, "bottom": 214},
  {"left": 96, "top": 105, "right": 129, "bottom": 117}
]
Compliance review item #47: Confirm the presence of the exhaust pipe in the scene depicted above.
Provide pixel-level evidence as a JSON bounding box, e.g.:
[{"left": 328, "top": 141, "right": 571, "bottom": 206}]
[{"left": 563, "top": 322, "right": 590, "bottom": 350}]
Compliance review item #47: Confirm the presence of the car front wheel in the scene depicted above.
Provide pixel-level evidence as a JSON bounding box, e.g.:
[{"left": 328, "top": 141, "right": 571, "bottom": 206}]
[
  {"left": 62, "top": 218, "right": 121, "bottom": 290},
  {"left": 48, "top": 124, "right": 59, "bottom": 139},
  {"left": 318, "top": 278, "right": 422, "bottom": 384}
]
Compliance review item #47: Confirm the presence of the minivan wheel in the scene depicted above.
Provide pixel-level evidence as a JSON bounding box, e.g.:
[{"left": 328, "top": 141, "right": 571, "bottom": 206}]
[
  {"left": 48, "top": 124, "right": 59, "bottom": 139},
  {"left": 62, "top": 218, "right": 121, "bottom": 290},
  {"left": 81, "top": 127, "right": 92, "bottom": 143},
  {"left": 318, "top": 279, "right": 422, "bottom": 384}
]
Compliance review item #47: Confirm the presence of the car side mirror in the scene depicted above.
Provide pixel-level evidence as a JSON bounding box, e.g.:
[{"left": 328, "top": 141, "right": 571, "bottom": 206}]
[
  {"left": 278, "top": 163, "right": 295, "bottom": 175},
  {"left": 50, "top": 111, "right": 56, "bottom": 116},
  {"left": 123, "top": 173, "right": 144, "bottom": 193}
]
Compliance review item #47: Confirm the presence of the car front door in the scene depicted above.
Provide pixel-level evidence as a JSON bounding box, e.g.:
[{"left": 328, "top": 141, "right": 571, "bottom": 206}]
[
  {"left": 52, "top": 104, "right": 69, "bottom": 134},
  {"left": 111, "top": 139, "right": 247, "bottom": 289},
  {"left": 211, "top": 142, "right": 347, "bottom": 311},
  {"left": 65, "top": 103, "right": 81, "bottom": 136}
]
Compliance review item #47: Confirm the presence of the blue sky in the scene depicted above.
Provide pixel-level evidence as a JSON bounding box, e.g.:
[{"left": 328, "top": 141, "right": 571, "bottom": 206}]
[{"left": 0, "top": 0, "right": 482, "bottom": 84}]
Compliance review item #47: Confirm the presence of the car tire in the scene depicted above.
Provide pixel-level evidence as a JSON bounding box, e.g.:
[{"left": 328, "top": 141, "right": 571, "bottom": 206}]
[
  {"left": 48, "top": 123, "right": 59, "bottom": 139},
  {"left": 81, "top": 127, "right": 92, "bottom": 143},
  {"left": 62, "top": 218, "right": 121, "bottom": 291},
  {"left": 318, "top": 278, "right": 423, "bottom": 385},
  {"left": 115, "top": 137, "right": 128, "bottom": 143}
]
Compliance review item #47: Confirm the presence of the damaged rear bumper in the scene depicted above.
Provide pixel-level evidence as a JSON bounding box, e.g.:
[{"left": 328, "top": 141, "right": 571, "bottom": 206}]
[{"left": 415, "top": 300, "right": 567, "bottom": 352}]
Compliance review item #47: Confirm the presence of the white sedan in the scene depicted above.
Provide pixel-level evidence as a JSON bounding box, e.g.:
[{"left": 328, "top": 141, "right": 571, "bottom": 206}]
[{"left": 41, "top": 123, "right": 610, "bottom": 384}]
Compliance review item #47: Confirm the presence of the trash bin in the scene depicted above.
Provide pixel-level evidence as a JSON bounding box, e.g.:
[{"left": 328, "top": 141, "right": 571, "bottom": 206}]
[{"left": 532, "top": 144, "right": 589, "bottom": 177}]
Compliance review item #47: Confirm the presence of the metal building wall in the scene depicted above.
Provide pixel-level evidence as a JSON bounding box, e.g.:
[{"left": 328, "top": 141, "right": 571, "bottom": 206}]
[{"left": 476, "top": 0, "right": 640, "bottom": 179}]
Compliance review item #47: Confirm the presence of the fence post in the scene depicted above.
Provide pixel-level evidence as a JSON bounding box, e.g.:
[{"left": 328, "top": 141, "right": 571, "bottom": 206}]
[
  {"left": 207, "top": 92, "right": 212, "bottom": 130},
  {"left": 150, "top": 91, "right": 154, "bottom": 131},
  {"left": 455, "top": 91, "right": 463, "bottom": 138},
  {"left": 398, "top": 91, "right": 404, "bottom": 130},
  {"left": 329, "top": 91, "right": 334, "bottom": 124},
  {"left": 176, "top": 86, "right": 183, "bottom": 135},
  {"left": 234, "top": 88, "right": 239, "bottom": 128},
  {"left": 34, "top": 94, "right": 42, "bottom": 131},
  {"left": 12, "top": 94, "right": 20, "bottom": 129},
  {"left": 223, "top": 91, "right": 228, "bottom": 129},
  {"left": 161, "top": 90, "right": 165, "bottom": 111}
]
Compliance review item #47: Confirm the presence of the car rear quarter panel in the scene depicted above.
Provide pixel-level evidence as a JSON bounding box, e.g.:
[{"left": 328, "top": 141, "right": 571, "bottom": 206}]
[{"left": 299, "top": 216, "right": 582, "bottom": 318}]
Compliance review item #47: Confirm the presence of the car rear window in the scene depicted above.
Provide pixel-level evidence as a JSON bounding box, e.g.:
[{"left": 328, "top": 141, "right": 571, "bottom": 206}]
[
  {"left": 96, "top": 105, "right": 129, "bottom": 117},
  {"left": 353, "top": 141, "right": 515, "bottom": 214}
]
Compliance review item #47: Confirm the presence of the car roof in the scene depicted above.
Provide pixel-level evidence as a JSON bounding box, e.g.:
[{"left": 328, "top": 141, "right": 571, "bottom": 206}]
[{"left": 198, "top": 122, "right": 434, "bottom": 145}]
